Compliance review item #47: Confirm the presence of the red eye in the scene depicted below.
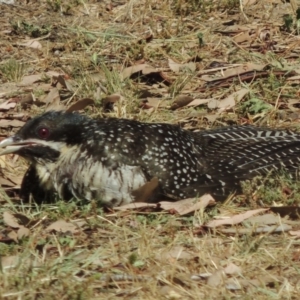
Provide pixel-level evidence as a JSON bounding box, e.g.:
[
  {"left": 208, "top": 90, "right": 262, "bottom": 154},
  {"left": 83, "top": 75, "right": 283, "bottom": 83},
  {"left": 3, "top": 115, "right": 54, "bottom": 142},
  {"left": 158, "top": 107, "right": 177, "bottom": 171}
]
[{"left": 38, "top": 127, "right": 50, "bottom": 139}]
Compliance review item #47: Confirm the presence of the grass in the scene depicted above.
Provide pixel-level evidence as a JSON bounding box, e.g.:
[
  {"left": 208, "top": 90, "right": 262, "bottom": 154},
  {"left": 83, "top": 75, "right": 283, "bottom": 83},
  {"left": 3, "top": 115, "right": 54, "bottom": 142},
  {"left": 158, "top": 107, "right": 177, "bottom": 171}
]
[{"left": 1, "top": 0, "right": 300, "bottom": 298}]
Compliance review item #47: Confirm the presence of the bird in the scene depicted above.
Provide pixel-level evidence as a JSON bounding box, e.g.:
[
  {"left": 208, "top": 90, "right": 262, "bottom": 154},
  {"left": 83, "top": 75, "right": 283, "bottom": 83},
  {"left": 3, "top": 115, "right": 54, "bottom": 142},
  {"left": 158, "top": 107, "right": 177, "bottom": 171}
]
[{"left": 0, "top": 110, "right": 299, "bottom": 207}]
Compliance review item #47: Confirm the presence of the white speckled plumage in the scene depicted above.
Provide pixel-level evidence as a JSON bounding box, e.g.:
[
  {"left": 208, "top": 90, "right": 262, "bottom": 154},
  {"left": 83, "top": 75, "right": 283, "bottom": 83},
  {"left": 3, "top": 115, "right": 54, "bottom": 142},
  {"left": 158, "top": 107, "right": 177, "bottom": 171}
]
[{"left": 1, "top": 111, "right": 300, "bottom": 205}]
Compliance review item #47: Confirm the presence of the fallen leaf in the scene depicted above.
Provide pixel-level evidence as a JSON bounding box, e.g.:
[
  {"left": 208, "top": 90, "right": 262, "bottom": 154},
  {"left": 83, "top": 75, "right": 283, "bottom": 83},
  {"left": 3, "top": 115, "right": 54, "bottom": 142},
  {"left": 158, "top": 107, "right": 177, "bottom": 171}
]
[
  {"left": 206, "top": 208, "right": 268, "bottom": 227},
  {"left": 3, "top": 211, "right": 21, "bottom": 228},
  {"left": 7, "top": 231, "right": 18, "bottom": 243},
  {"left": 0, "top": 100, "right": 16, "bottom": 111},
  {"left": 142, "top": 97, "right": 165, "bottom": 109},
  {"left": 219, "top": 224, "right": 291, "bottom": 234},
  {"left": 44, "top": 88, "right": 65, "bottom": 111},
  {"left": 187, "top": 98, "right": 211, "bottom": 107},
  {"left": 218, "top": 88, "right": 249, "bottom": 112},
  {"left": 243, "top": 0, "right": 257, "bottom": 5},
  {"left": 171, "top": 95, "right": 194, "bottom": 110},
  {"left": 102, "top": 94, "right": 122, "bottom": 111},
  {"left": 207, "top": 99, "right": 220, "bottom": 109},
  {"left": 156, "top": 246, "right": 196, "bottom": 262},
  {"left": 0, "top": 177, "right": 17, "bottom": 187},
  {"left": 46, "top": 220, "right": 80, "bottom": 233},
  {"left": 114, "top": 202, "right": 157, "bottom": 211},
  {"left": 0, "top": 119, "right": 25, "bottom": 128},
  {"left": 1, "top": 255, "right": 19, "bottom": 270},
  {"left": 224, "top": 263, "right": 242, "bottom": 275},
  {"left": 201, "top": 63, "right": 265, "bottom": 82},
  {"left": 160, "top": 286, "right": 182, "bottom": 299},
  {"left": 225, "top": 278, "right": 242, "bottom": 290},
  {"left": 159, "top": 194, "right": 215, "bottom": 215},
  {"left": 233, "top": 31, "right": 251, "bottom": 43},
  {"left": 207, "top": 270, "right": 226, "bottom": 287},
  {"left": 122, "top": 64, "right": 158, "bottom": 79},
  {"left": 289, "top": 230, "right": 300, "bottom": 237},
  {"left": 19, "top": 74, "right": 43, "bottom": 86},
  {"left": 18, "top": 40, "right": 42, "bottom": 50},
  {"left": 204, "top": 114, "right": 219, "bottom": 123},
  {"left": 17, "top": 227, "right": 30, "bottom": 239},
  {"left": 55, "top": 75, "right": 74, "bottom": 92},
  {"left": 246, "top": 213, "right": 282, "bottom": 225},
  {"left": 67, "top": 98, "right": 95, "bottom": 112},
  {"left": 168, "top": 58, "right": 196, "bottom": 73}
]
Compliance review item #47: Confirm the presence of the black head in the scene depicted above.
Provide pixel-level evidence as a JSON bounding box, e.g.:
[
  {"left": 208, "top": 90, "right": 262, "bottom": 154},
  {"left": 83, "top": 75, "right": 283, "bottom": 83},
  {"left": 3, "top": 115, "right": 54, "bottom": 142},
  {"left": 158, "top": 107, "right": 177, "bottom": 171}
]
[{"left": 0, "top": 111, "right": 90, "bottom": 162}]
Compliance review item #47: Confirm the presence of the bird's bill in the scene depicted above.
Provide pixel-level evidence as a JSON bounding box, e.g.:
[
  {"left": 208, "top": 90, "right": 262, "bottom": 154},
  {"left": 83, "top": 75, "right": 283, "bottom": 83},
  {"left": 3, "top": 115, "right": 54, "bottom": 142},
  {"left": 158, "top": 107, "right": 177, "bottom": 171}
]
[{"left": 0, "top": 136, "right": 38, "bottom": 155}]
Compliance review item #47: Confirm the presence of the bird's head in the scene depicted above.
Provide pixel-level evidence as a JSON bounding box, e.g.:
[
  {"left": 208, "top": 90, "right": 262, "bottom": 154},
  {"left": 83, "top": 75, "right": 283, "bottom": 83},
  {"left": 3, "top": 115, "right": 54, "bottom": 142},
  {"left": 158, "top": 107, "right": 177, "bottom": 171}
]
[{"left": 0, "top": 111, "right": 89, "bottom": 162}]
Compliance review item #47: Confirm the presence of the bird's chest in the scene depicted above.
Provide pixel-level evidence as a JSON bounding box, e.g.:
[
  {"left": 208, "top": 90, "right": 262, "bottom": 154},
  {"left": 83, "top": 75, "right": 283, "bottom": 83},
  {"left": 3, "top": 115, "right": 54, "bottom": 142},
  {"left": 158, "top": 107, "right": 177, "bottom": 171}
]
[{"left": 35, "top": 147, "right": 148, "bottom": 206}]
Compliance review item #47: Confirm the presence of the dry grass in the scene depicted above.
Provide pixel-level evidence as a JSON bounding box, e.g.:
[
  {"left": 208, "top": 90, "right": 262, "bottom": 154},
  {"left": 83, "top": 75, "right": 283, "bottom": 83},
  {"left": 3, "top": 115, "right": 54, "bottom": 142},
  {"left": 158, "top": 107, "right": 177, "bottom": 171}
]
[{"left": 1, "top": 0, "right": 300, "bottom": 298}]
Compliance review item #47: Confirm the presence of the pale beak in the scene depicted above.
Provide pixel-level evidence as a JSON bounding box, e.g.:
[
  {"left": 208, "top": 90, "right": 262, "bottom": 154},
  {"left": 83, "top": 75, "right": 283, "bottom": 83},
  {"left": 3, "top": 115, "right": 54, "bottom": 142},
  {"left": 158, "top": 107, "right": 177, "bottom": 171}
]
[{"left": 0, "top": 136, "right": 37, "bottom": 155}]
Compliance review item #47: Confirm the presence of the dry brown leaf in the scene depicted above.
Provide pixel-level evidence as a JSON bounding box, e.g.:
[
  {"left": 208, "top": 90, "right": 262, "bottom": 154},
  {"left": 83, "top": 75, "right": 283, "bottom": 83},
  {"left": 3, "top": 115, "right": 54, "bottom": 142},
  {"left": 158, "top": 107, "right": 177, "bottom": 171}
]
[
  {"left": 7, "top": 175, "right": 23, "bottom": 186},
  {"left": 3, "top": 211, "right": 21, "bottom": 228},
  {"left": 219, "top": 224, "right": 292, "bottom": 234},
  {"left": 19, "top": 72, "right": 63, "bottom": 87},
  {"left": 55, "top": 75, "right": 74, "bottom": 92},
  {"left": 160, "top": 286, "right": 182, "bottom": 299},
  {"left": 206, "top": 208, "right": 268, "bottom": 228},
  {"left": 224, "top": 263, "right": 242, "bottom": 275},
  {"left": 67, "top": 98, "right": 95, "bottom": 112},
  {"left": 246, "top": 213, "right": 282, "bottom": 225},
  {"left": 122, "top": 64, "right": 158, "bottom": 79},
  {"left": 207, "top": 99, "right": 220, "bottom": 109},
  {"left": 225, "top": 278, "right": 242, "bottom": 290},
  {"left": 289, "top": 230, "right": 300, "bottom": 237},
  {"left": 222, "top": 63, "right": 265, "bottom": 77},
  {"left": 233, "top": 31, "right": 251, "bottom": 43},
  {"left": 187, "top": 98, "right": 211, "bottom": 107},
  {"left": 0, "top": 177, "right": 17, "bottom": 187},
  {"left": 243, "top": 0, "right": 257, "bottom": 5},
  {"left": 114, "top": 202, "right": 157, "bottom": 211},
  {"left": 19, "top": 74, "right": 43, "bottom": 86},
  {"left": 18, "top": 40, "right": 42, "bottom": 50},
  {"left": 143, "top": 97, "right": 164, "bottom": 109},
  {"left": 204, "top": 114, "right": 219, "bottom": 123},
  {"left": 3, "top": 212, "right": 30, "bottom": 231},
  {"left": 171, "top": 95, "right": 194, "bottom": 110},
  {"left": 207, "top": 270, "right": 226, "bottom": 287},
  {"left": 17, "top": 227, "right": 30, "bottom": 239},
  {"left": 217, "top": 88, "right": 249, "bottom": 112},
  {"left": 168, "top": 58, "right": 196, "bottom": 73},
  {"left": 46, "top": 220, "right": 80, "bottom": 233},
  {"left": 207, "top": 263, "right": 241, "bottom": 288},
  {"left": 1, "top": 255, "right": 19, "bottom": 270},
  {"left": 7, "top": 231, "right": 18, "bottom": 243},
  {"left": 156, "top": 246, "right": 196, "bottom": 262},
  {"left": 102, "top": 94, "right": 122, "bottom": 111},
  {"left": 43, "top": 88, "right": 60, "bottom": 104},
  {"left": 0, "top": 82, "right": 19, "bottom": 97},
  {"left": 43, "top": 88, "right": 65, "bottom": 111},
  {"left": 0, "top": 100, "right": 16, "bottom": 111},
  {"left": 159, "top": 194, "right": 215, "bottom": 215},
  {"left": 201, "top": 63, "right": 265, "bottom": 82},
  {"left": 0, "top": 119, "right": 25, "bottom": 128}
]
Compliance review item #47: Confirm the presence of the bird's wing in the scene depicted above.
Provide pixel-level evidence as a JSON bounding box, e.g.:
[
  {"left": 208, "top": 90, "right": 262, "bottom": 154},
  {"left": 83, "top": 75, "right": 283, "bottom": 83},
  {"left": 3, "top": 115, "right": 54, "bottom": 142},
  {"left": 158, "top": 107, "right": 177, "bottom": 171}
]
[
  {"left": 202, "top": 135, "right": 300, "bottom": 184},
  {"left": 198, "top": 124, "right": 296, "bottom": 140}
]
